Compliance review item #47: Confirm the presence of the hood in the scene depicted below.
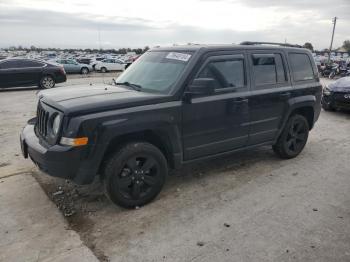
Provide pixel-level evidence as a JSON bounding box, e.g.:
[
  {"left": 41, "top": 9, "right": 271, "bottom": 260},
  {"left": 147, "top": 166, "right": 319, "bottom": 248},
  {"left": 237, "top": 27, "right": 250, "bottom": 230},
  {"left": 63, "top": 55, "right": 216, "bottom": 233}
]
[
  {"left": 329, "top": 77, "right": 350, "bottom": 92},
  {"left": 39, "top": 84, "right": 168, "bottom": 116}
]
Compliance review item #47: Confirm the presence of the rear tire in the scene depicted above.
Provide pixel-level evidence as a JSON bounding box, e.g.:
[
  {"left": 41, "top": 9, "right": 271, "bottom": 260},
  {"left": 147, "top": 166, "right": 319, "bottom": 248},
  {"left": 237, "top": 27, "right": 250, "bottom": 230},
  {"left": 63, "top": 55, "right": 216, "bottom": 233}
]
[
  {"left": 103, "top": 142, "right": 167, "bottom": 208},
  {"left": 39, "top": 75, "right": 55, "bottom": 89},
  {"left": 101, "top": 67, "right": 107, "bottom": 73},
  {"left": 273, "top": 114, "right": 309, "bottom": 159}
]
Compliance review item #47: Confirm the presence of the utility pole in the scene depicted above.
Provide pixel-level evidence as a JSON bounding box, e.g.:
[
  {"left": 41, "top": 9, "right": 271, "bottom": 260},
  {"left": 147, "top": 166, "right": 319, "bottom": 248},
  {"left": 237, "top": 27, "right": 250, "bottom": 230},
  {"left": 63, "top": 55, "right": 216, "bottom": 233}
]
[
  {"left": 98, "top": 25, "right": 102, "bottom": 51},
  {"left": 328, "top": 17, "right": 337, "bottom": 63}
]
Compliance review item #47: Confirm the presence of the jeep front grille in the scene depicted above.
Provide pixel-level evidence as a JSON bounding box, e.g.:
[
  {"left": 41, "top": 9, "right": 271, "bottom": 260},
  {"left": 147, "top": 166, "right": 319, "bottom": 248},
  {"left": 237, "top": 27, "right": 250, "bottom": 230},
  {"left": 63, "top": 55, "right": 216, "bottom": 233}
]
[{"left": 36, "top": 104, "right": 49, "bottom": 137}]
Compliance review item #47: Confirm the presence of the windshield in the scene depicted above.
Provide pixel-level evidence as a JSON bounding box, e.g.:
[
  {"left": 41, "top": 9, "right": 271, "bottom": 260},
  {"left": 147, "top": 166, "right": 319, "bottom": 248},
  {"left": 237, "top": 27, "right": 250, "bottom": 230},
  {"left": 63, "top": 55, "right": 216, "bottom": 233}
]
[{"left": 116, "top": 51, "right": 193, "bottom": 93}]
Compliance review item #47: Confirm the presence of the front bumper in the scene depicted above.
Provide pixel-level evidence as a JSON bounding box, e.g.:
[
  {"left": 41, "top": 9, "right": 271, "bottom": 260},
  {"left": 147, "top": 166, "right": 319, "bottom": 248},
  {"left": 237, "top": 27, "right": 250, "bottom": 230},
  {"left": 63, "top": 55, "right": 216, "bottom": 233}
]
[
  {"left": 20, "top": 124, "right": 95, "bottom": 184},
  {"left": 323, "top": 92, "right": 350, "bottom": 110}
]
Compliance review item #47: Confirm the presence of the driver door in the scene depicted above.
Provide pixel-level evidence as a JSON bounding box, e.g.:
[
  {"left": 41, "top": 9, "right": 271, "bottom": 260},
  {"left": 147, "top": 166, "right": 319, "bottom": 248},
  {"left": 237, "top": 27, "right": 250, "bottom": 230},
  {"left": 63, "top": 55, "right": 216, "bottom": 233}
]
[{"left": 182, "top": 53, "right": 250, "bottom": 160}]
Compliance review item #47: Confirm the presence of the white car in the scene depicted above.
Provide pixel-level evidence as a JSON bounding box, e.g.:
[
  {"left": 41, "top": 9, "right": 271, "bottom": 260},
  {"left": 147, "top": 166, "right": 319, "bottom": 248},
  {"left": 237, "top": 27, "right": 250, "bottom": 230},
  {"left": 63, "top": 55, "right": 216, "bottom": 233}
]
[{"left": 95, "top": 58, "right": 126, "bottom": 72}]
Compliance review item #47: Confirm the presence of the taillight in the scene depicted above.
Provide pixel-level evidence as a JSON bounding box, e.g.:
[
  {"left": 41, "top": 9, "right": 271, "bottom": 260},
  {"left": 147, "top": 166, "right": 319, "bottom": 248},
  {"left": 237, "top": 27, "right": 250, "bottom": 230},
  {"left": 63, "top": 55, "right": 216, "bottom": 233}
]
[{"left": 59, "top": 67, "right": 66, "bottom": 75}]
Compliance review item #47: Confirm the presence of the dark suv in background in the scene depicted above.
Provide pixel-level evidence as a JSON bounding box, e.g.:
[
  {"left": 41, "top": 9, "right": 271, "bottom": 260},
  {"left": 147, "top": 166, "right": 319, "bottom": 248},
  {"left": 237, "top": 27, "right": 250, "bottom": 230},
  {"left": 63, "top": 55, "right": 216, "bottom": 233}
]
[
  {"left": 21, "top": 42, "right": 322, "bottom": 208},
  {"left": 0, "top": 58, "right": 66, "bottom": 89}
]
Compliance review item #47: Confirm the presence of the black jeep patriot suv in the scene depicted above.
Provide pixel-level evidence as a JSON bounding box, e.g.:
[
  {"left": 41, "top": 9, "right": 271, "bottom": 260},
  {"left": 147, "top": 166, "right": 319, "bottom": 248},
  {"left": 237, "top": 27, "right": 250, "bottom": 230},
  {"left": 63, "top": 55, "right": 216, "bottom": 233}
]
[{"left": 21, "top": 42, "right": 322, "bottom": 208}]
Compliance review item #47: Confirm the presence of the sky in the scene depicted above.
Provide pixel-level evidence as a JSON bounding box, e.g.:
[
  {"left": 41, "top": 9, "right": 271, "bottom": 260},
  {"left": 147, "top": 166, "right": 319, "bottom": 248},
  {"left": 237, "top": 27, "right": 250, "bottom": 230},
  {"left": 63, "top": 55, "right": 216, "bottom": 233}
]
[{"left": 0, "top": 0, "right": 349, "bottom": 50}]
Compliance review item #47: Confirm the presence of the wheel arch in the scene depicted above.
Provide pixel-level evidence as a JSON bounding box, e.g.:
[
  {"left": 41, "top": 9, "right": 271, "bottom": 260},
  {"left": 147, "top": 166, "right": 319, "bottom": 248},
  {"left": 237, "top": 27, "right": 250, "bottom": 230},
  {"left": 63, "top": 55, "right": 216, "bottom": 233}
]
[
  {"left": 286, "top": 96, "right": 316, "bottom": 129},
  {"left": 98, "top": 129, "right": 179, "bottom": 177},
  {"left": 275, "top": 97, "right": 316, "bottom": 142},
  {"left": 290, "top": 106, "right": 314, "bottom": 130}
]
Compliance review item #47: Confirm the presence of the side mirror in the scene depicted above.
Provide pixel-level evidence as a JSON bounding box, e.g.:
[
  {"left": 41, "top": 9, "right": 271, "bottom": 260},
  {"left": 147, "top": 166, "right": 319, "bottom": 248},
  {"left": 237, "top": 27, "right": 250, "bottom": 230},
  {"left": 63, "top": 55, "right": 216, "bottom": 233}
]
[{"left": 187, "top": 78, "right": 215, "bottom": 95}]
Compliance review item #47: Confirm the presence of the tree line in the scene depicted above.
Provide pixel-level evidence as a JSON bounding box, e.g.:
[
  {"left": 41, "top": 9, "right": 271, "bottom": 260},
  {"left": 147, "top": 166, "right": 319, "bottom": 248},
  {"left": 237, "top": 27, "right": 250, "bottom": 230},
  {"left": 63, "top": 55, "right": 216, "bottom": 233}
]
[
  {"left": 1, "top": 46, "right": 150, "bottom": 55},
  {"left": 302, "top": 40, "right": 350, "bottom": 53}
]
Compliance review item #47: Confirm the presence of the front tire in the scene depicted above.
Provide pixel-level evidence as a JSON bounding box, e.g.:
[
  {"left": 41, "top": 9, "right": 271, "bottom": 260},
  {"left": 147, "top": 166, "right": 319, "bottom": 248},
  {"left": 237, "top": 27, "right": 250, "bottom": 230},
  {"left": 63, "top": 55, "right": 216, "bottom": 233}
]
[
  {"left": 273, "top": 114, "right": 309, "bottom": 159},
  {"left": 39, "top": 75, "right": 55, "bottom": 89},
  {"left": 81, "top": 67, "right": 89, "bottom": 75},
  {"left": 103, "top": 142, "right": 167, "bottom": 208},
  {"left": 101, "top": 67, "right": 107, "bottom": 73},
  {"left": 322, "top": 100, "right": 336, "bottom": 111}
]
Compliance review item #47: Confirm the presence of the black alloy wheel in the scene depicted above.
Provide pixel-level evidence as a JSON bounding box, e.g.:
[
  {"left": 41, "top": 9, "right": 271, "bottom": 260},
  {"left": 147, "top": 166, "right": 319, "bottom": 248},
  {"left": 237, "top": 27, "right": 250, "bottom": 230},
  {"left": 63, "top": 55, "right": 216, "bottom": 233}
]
[
  {"left": 273, "top": 114, "right": 309, "bottom": 159},
  {"left": 117, "top": 155, "right": 160, "bottom": 200},
  {"left": 104, "top": 142, "right": 167, "bottom": 208}
]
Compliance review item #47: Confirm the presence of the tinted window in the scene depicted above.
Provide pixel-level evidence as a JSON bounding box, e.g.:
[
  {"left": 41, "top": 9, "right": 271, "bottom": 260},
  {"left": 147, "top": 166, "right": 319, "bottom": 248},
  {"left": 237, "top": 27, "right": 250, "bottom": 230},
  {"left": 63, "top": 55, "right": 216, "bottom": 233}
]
[
  {"left": 0, "top": 60, "right": 19, "bottom": 69},
  {"left": 252, "top": 55, "right": 275, "bottom": 85},
  {"left": 16, "top": 60, "right": 44, "bottom": 68},
  {"left": 289, "top": 53, "right": 314, "bottom": 81},
  {"left": 252, "top": 54, "right": 286, "bottom": 86},
  {"left": 198, "top": 59, "right": 245, "bottom": 89},
  {"left": 275, "top": 54, "right": 286, "bottom": 82}
]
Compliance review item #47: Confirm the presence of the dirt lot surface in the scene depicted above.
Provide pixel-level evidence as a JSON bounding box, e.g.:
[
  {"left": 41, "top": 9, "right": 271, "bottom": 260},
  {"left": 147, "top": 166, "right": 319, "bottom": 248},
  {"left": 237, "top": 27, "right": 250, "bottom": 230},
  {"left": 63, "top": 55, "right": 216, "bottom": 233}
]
[{"left": 1, "top": 77, "right": 350, "bottom": 262}]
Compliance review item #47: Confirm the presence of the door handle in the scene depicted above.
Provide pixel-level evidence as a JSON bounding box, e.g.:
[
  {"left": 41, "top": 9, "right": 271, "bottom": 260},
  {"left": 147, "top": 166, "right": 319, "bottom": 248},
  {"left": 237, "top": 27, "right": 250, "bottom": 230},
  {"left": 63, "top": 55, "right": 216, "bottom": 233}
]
[
  {"left": 234, "top": 97, "right": 249, "bottom": 103},
  {"left": 279, "top": 92, "right": 291, "bottom": 100},
  {"left": 227, "top": 97, "right": 248, "bottom": 114}
]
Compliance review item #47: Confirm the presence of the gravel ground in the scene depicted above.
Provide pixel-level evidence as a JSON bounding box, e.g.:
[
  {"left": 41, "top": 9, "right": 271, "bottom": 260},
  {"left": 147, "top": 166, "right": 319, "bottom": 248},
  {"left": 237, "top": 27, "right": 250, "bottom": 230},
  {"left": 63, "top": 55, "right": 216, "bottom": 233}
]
[{"left": 1, "top": 76, "right": 350, "bottom": 262}]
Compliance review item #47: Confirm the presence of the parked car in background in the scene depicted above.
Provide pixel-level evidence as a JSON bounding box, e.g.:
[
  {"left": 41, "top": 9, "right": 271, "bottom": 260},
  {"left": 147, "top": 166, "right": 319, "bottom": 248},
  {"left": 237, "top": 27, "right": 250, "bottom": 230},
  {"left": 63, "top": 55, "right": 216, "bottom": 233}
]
[
  {"left": 95, "top": 58, "right": 126, "bottom": 72},
  {"left": 322, "top": 76, "right": 350, "bottom": 111},
  {"left": 0, "top": 58, "right": 66, "bottom": 89},
  {"left": 76, "top": 58, "right": 92, "bottom": 65},
  {"left": 54, "top": 59, "right": 92, "bottom": 74},
  {"left": 90, "top": 57, "right": 105, "bottom": 70}
]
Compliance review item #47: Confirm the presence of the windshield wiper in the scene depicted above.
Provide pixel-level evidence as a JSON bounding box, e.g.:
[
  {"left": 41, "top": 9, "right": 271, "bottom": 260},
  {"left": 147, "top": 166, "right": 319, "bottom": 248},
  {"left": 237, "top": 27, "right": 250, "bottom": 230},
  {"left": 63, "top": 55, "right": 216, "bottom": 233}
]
[{"left": 115, "top": 81, "right": 142, "bottom": 91}]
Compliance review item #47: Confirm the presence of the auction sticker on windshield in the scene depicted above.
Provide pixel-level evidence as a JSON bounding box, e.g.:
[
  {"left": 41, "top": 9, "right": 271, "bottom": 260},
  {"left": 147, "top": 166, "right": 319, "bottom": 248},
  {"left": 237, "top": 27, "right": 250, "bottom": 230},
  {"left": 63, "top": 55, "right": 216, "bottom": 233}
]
[{"left": 166, "top": 52, "right": 191, "bottom": 62}]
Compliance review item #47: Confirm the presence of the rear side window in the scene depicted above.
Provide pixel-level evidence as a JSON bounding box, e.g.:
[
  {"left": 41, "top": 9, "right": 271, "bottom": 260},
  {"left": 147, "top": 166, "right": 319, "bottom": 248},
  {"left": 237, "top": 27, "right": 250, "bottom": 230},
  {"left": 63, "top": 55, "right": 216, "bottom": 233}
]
[
  {"left": 198, "top": 59, "right": 245, "bottom": 89},
  {"left": 0, "top": 60, "right": 19, "bottom": 69},
  {"left": 16, "top": 60, "right": 44, "bottom": 68},
  {"left": 252, "top": 54, "right": 286, "bottom": 86},
  {"left": 289, "top": 53, "right": 314, "bottom": 81}
]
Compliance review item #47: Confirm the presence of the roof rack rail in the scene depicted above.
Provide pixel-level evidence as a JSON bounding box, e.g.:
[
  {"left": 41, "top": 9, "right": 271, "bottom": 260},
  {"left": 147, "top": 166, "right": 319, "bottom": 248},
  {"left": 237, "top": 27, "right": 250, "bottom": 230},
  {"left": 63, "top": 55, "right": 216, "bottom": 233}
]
[{"left": 240, "top": 41, "right": 302, "bottom": 48}]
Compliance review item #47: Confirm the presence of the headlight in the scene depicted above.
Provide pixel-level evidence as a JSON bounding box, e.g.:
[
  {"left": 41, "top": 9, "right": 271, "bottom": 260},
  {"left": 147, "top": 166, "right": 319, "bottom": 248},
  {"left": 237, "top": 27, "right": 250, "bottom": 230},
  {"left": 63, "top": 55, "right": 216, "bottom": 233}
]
[{"left": 52, "top": 114, "right": 61, "bottom": 135}]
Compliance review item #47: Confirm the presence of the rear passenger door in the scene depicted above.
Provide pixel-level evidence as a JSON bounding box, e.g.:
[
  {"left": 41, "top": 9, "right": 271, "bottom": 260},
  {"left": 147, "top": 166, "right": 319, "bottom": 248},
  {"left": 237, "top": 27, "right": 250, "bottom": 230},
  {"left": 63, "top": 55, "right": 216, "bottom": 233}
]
[
  {"left": 15, "top": 60, "right": 44, "bottom": 85},
  {"left": 0, "top": 60, "right": 21, "bottom": 87},
  {"left": 247, "top": 51, "right": 291, "bottom": 145}
]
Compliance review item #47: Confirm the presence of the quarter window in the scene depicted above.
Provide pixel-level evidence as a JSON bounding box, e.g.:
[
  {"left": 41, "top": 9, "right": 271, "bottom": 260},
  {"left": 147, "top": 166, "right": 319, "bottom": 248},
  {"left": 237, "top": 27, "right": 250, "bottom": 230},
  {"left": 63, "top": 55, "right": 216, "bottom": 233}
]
[
  {"left": 198, "top": 59, "right": 245, "bottom": 89},
  {"left": 252, "top": 54, "right": 286, "bottom": 86},
  {"left": 289, "top": 53, "right": 314, "bottom": 81}
]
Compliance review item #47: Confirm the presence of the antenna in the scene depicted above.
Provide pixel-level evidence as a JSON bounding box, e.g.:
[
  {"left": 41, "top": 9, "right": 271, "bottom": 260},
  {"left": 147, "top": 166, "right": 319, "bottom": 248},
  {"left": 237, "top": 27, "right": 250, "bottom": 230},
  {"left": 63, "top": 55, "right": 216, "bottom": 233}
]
[{"left": 97, "top": 24, "right": 106, "bottom": 84}]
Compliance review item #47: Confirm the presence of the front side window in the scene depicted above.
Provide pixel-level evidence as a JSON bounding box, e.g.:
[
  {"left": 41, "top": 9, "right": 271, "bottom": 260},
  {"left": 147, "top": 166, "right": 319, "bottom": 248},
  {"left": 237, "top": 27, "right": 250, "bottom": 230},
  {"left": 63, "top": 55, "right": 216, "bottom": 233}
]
[
  {"left": 252, "top": 54, "right": 286, "bottom": 86},
  {"left": 116, "top": 51, "right": 193, "bottom": 93},
  {"left": 289, "top": 53, "right": 314, "bottom": 81},
  {"left": 198, "top": 59, "right": 245, "bottom": 89}
]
